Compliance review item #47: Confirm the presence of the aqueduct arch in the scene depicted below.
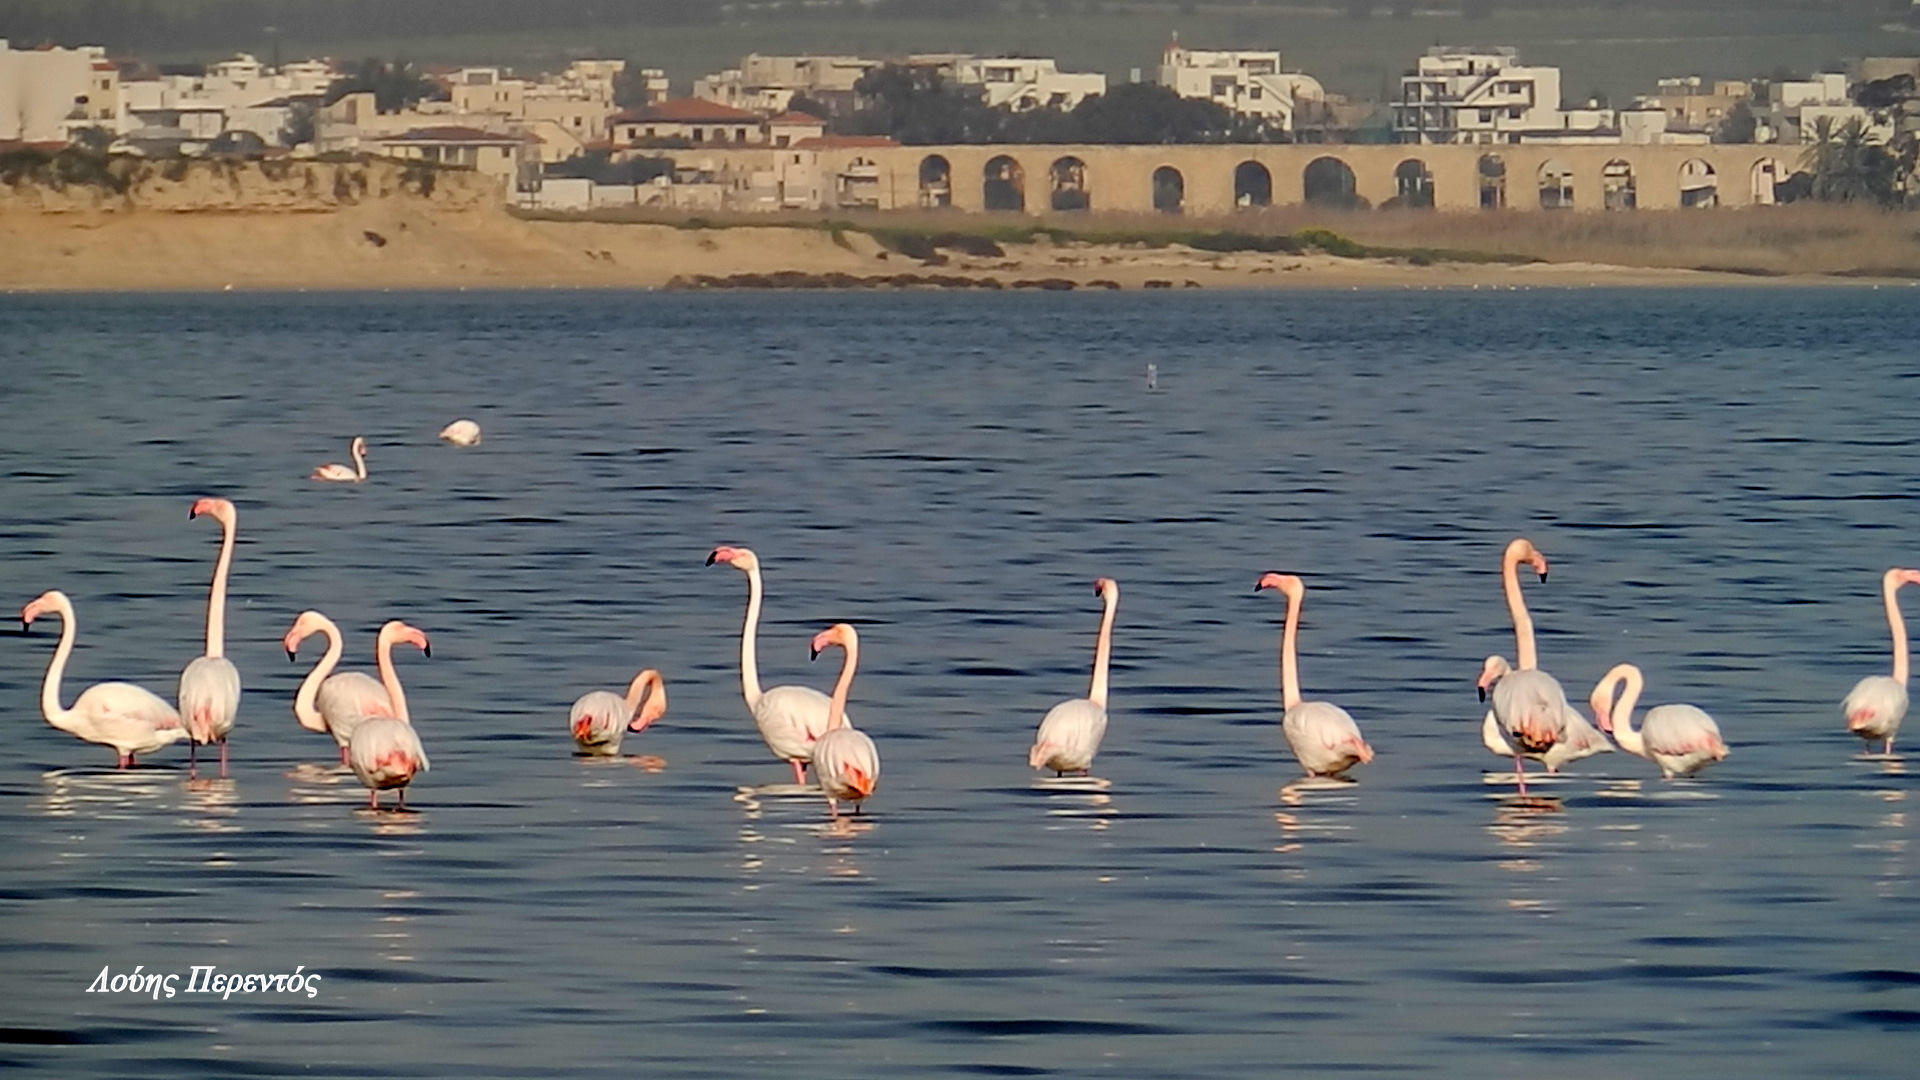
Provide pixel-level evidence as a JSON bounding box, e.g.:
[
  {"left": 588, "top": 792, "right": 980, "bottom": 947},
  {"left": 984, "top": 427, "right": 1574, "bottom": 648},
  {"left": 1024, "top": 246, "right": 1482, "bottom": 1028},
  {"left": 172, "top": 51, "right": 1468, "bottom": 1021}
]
[
  {"left": 1050, "top": 156, "right": 1090, "bottom": 211},
  {"left": 1392, "top": 159, "right": 1434, "bottom": 208},
  {"left": 918, "top": 155, "right": 951, "bottom": 208},
  {"left": 1304, "top": 156, "right": 1361, "bottom": 208},
  {"left": 983, "top": 155, "right": 1025, "bottom": 212},
  {"left": 1153, "top": 166, "right": 1184, "bottom": 213},
  {"left": 1234, "top": 161, "right": 1273, "bottom": 208}
]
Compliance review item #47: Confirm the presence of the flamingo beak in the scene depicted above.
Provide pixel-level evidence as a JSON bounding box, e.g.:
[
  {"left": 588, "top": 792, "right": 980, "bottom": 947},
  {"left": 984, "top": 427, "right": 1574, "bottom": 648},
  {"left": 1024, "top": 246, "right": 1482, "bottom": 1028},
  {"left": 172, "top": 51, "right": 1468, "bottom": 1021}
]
[
  {"left": 572, "top": 719, "right": 591, "bottom": 740},
  {"left": 810, "top": 645, "right": 822, "bottom": 660},
  {"left": 847, "top": 768, "right": 874, "bottom": 798},
  {"left": 286, "top": 648, "right": 296, "bottom": 662},
  {"left": 422, "top": 643, "right": 431, "bottom": 658},
  {"left": 1477, "top": 685, "right": 1487, "bottom": 702},
  {"left": 705, "top": 551, "right": 719, "bottom": 566}
]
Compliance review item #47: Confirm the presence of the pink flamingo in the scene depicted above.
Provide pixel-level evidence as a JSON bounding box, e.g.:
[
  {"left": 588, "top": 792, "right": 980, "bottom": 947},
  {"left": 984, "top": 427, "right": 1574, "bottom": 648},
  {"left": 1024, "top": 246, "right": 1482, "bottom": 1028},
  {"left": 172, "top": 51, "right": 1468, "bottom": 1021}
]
[
  {"left": 707, "top": 545, "right": 837, "bottom": 784},
  {"left": 1477, "top": 538, "right": 1582, "bottom": 795},
  {"left": 22, "top": 590, "right": 186, "bottom": 767},
  {"left": 1842, "top": 568, "right": 1920, "bottom": 754},
  {"left": 438, "top": 420, "right": 481, "bottom": 447},
  {"left": 345, "top": 621, "right": 431, "bottom": 810},
  {"left": 1479, "top": 655, "right": 1613, "bottom": 774},
  {"left": 1589, "top": 663, "right": 1728, "bottom": 778},
  {"left": 809, "top": 623, "right": 879, "bottom": 817},
  {"left": 312, "top": 437, "right": 368, "bottom": 483},
  {"left": 283, "top": 610, "right": 396, "bottom": 763},
  {"left": 178, "top": 497, "right": 242, "bottom": 778},
  {"left": 1254, "top": 572, "right": 1373, "bottom": 777},
  {"left": 571, "top": 669, "right": 668, "bottom": 756},
  {"left": 1030, "top": 578, "right": 1120, "bottom": 776}
]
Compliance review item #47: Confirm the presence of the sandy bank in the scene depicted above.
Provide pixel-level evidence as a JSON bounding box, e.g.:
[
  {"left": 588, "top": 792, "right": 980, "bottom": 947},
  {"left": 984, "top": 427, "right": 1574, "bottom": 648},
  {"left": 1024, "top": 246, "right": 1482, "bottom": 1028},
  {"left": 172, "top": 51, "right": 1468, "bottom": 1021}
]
[{"left": 7, "top": 202, "right": 1893, "bottom": 293}]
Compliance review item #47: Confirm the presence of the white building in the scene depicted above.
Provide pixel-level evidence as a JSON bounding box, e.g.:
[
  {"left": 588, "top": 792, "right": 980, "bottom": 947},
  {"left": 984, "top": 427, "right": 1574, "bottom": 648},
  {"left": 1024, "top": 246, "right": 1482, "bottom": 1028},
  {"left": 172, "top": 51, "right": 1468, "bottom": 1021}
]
[
  {"left": 694, "top": 54, "right": 883, "bottom": 115},
  {"left": 1157, "top": 42, "right": 1326, "bottom": 131},
  {"left": 1394, "top": 46, "right": 1564, "bottom": 144},
  {"left": 913, "top": 55, "right": 1106, "bottom": 112},
  {"left": 118, "top": 53, "right": 336, "bottom": 146},
  {"left": 448, "top": 61, "right": 633, "bottom": 162},
  {"left": 0, "top": 39, "right": 113, "bottom": 143},
  {"left": 1764, "top": 71, "right": 1882, "bottom": 143}
]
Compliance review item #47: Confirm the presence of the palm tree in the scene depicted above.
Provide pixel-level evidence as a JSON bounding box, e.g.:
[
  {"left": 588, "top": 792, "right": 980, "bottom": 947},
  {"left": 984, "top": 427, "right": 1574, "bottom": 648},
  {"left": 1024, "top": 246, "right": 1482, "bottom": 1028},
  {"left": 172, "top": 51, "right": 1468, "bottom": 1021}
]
[{"left": 1800, "top": 117, "right": 1898, "bottom": 205}]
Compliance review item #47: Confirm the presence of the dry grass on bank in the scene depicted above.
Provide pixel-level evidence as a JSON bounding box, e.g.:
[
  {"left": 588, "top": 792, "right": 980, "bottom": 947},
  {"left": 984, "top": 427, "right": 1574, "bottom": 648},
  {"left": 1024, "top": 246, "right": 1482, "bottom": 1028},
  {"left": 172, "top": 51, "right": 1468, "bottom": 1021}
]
[{"left": 515, "top": 203, "right": 1920, "bottom": 278}]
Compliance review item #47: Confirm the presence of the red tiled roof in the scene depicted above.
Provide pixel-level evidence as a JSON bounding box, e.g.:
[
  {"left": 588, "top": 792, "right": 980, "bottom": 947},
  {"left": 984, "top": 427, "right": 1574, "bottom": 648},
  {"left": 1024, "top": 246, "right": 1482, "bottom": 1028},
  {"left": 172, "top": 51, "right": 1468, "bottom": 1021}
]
[
  {"left": 792, "top": 135, "right": 898, "bottom": 149},
  {"left": 614, "top": 98, "right": 759, "bottom": 124},
  {"left": 767, "top": 110, "right": 826, "bottom": 125}
]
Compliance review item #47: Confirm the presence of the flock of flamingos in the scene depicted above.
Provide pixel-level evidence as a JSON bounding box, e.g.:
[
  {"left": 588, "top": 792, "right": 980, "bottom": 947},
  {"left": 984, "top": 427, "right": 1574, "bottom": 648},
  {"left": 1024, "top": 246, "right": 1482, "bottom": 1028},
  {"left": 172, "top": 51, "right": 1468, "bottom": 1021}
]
[{"left": 16, "top": 421, "right": 1917, "bottom": 816}]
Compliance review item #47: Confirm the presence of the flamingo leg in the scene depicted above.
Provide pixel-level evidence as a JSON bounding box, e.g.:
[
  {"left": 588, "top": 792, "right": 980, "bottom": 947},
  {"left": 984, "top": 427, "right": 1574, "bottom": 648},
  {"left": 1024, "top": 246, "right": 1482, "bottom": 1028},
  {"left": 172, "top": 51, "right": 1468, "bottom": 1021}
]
[
  {"left": 367, "top": 789, "right": 379, "bottom": 810},
  {"left": 118, "top": 752, "right": 134, "bottom": 769},
  {"left": 790, "top": 759, "right": 808, "bottom": 785},
  {"left": 397, "top": 788, "right": 407, "bottom": 811},
  {"left": 1513, "top": 755, "right": 1529, "bottom": 797},
  {"left": 339, "top": 746, "right": 349, "bottom": 766},
  {"left": 218, "top": 739, "right": 229, "bottom": 779},
  {"left": 187, "top": 741, "right": 199, "bottom": 778},
  {"left": 1888, "top": 736, "right": 1898, "bottom": 756}
]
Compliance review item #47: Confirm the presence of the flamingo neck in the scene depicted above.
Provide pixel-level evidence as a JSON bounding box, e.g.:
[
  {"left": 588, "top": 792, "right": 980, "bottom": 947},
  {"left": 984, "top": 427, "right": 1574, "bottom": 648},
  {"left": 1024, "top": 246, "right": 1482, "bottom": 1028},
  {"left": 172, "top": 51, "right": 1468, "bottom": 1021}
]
[
  {"left": 1886, "top": 571, "right": 1911, "bottom": 686},
  {"left": 1278, "top": 589, "right": 1303, "bottom": 711},
  {"left": 375, "top": 632, "right": 412, "bottom": 723},
  {"left": 1503, "top": 548, "right": 1539, "bottom": 670},
  {"left": 1088, "top": 589, "right": 1118, "bottom": 708},
  {"left": 738, "top": 565, "right": 765, "bottom": 709},
  {"left": 37, "top": 598, "right": 78, "bottom": 731},
  {"left": 623, "top": 668, "right": 662, "bottom": 714},
  {"left": 351, "top": 442, "right": 367, "bottom": 481},
  {"left": 204, "top": 512, "right": 235, "bottom": 658},
  {"left": 1609, "top": 666, "right": 1646, "bottom": 758},
  {"left": 827, "top": 638, "right": 859, "bottom": 731},
  {"left": 292, "top": 618, "right": 342, "bottom": 732}
]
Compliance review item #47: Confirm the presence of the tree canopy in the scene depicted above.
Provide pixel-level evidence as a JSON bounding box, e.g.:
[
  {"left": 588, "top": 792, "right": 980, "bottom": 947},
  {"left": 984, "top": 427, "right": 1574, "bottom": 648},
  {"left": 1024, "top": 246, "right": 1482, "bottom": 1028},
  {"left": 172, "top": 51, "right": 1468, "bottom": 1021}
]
[
  {"left": 848, "top": 66, "right": 1277, "bottom": 145},
  {"left": 323, "top": 59, "right": 444, "bottom": 114}
]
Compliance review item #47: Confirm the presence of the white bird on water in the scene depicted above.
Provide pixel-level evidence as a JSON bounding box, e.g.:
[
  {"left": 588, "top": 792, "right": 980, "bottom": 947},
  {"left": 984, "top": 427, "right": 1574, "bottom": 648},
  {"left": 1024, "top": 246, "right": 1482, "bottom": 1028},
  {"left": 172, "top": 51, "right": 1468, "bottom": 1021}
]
[
  {"left": 1145, "top": 363, "right": 1158, "bottom": 391},
  {"left": 1255, "top": 572, "right": 1373, "bottom": 777},
  {"left": 178, "top": 496, "right": 242, "bottom": 778},
  {"left": 312, "top": 437, "right": 368, "bottom": 483},
  {"left": 1030, "top": 577, "right": 1120, "bottom": 776},
  {"left": 706, "top": 545, "right": 838, "bottom": 784},
  {"left": 1843, "top": 567, "right": 1920, "bottom": 755},
  {"left": 438, "top": 419, "right": 482, "bottom": 447},
  {"left": 808, "top": 623, "right": 880, "bottom": 817}
]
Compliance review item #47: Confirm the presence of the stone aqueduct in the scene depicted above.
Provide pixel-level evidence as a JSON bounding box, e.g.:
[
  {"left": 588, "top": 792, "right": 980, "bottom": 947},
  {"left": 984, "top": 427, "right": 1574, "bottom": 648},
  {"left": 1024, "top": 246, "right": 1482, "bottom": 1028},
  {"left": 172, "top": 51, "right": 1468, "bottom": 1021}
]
[{"left": 785, "top": 143, "right": 1803, "bottom": 213}]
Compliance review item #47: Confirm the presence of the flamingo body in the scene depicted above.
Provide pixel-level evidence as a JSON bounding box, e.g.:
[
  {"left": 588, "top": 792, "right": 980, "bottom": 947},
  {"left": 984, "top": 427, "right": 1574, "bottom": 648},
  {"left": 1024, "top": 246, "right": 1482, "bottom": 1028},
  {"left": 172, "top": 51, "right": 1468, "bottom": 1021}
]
[
  {"left": 1283, "top": 701, "right": 1374, "bottom": 777},
  {"left": 813, "top": 726, "right": 880, "bottom": 810},
  {"left": 23, "top": 590, "right": 186, "bottom": 767},
  {"left": 348, "top": 717, "right": 429, "bottom": 807},
  {"left": 1030, "top": 699, "right": 1107, "bottom": 774},
  {"left": 317, "top": 672, "right": 396, "bottom": 750},
  {"left": 1844, "top": 675, "right": 1907, "bottom": 752},
  {"left": 178, "top": 655, "right": 240, "bottom": 747},
  {"left": 438, "top": 420, "right": 482, "bottom": 446},
  {"left": 312, "top": 437, "right": 368, "bottom": 483},
  {"left": 1489, "top": 666, "right": 1572, "bottom": 757}
]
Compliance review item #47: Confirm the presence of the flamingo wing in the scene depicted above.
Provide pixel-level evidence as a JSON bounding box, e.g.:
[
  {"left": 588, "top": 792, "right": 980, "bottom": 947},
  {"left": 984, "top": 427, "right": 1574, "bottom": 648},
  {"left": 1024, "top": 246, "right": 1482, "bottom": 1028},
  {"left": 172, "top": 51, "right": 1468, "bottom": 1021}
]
[
  {"left": 753, "top": 684, "right": 836, "bottom": 763},
  {"left": 1283, "top": 701, "right": 1372, "bottom": 775},
  {"left": 1030, "top": 698, "right": 1108, "bottom": 772},
  {"left": 179, "top": 654, "right": 241, "bottom": 743},
  {"left": 1490, "top": 668, "right": 1570, "bottom": 756},
  {"left": 1843, "top": 675, "right": 1907, "bottom": 739},
  {"left": 570, "top": 690, "right": 629, "bottom": 755}
]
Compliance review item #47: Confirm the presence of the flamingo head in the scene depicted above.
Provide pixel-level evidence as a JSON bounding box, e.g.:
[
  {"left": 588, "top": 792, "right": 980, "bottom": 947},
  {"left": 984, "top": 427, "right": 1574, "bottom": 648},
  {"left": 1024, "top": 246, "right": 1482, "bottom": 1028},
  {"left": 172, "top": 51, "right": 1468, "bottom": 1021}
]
[
  {"left": 811, "top": 622, "right": 857, "bottom": 660},
  {"left": 283, "top": 610, "right": 329, "bottom": 659},
  {"left": 629, "top": 671, "right": 667, "bottom": 732},
  {"left": 1506, "top": 537, "right": 1548, "bottom": 582},
  {"left": 1888, "top": 568, "right": 1920, "bottom": 591},
  {"left": 1253, "top": 571, "right": 1303, "bottom": 602},
  {"left": 379, "top": 620, "right": 431, "bottom": 658},
  {"left": 351, "top": 436, "right": 368, "bottom": 456},
  {"left": 706, "top": 545, "right": 758, "bottom": 572},
  {"left": 189, "top": 496, "right": 236, "bottom": 525},
  {"left": 1590, "top": 695, "right": 1614, "bottom": 733},
  {"left": 843, "top": 765, "right": 875, "bottom": 799},
  {"left": 20, "top": 590, "right": 65, "bottom": 629},
  {"left": 1476, "top": 655, "right": 1512, "bottom": 701},
  {"left": 1093, "top": 577, "right": 1119, "bottom": 602}
]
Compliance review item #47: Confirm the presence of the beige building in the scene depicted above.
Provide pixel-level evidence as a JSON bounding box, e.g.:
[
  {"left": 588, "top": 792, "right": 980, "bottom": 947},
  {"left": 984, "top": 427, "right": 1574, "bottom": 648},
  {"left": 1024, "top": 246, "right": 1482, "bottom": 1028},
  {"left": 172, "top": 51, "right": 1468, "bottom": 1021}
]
[
  {"left": 612, "top": 99, "right": 768, "bottom": 147},
  {"left": 1158, "top": 43, "right": 1326, "bottom": 131},
  {"left": 364, "top": 125, "right": 540, "bottom": 191},
  {"left": 0, "top": 38, "right": 112, "bottom": 144},
  {"left": 1633, "top": 77, "right": 1751, "bottom": 137}
]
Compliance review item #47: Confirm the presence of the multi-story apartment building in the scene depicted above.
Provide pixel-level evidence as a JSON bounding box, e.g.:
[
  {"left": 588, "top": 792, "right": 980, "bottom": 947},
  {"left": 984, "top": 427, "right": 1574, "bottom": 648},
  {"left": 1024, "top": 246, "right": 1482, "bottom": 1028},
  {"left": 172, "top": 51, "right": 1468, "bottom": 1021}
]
[
  {"left": 0, "top": 38, "right": 118, "bottom": 143},
  {"left": 693, "top": 54, "right": 882, "bottom": 116},
  {"left": 910, "top": 54, "right": 1106, "bottom": 112},
  {"left": 1633, "top": 76, "right": 1752, "bottom": 137},
  {"left": 1157, "top": 42, "right": 1326, "bottom": 132},
  {"left": 1394, "top": 47, "right": 1565, "bottom": 144}
]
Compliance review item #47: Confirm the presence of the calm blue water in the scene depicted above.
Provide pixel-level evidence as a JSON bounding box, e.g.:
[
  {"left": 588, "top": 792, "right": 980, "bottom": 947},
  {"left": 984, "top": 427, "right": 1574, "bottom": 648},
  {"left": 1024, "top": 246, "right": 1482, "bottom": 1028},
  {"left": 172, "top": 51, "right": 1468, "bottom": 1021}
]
[{"left": 1, "top": 287, "right": 1917, "bottom": 1077}]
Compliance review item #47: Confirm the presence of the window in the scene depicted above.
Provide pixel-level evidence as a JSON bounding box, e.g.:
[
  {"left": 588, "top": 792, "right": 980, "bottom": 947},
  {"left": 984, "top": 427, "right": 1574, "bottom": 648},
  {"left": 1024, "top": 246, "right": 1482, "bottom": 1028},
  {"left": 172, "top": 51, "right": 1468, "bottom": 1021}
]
[
  {"left": 1479, "top": 109, "right": 1493, "bottom": 123},
  {"left": 736, "top": 128, "right": 748, "bottom": 142},
  {"left": 1250, "top": 86, "right": 1263, "bottom": 100},
  {"left": 1508, "top": 107, "right": 1522, "bottom": 119}
]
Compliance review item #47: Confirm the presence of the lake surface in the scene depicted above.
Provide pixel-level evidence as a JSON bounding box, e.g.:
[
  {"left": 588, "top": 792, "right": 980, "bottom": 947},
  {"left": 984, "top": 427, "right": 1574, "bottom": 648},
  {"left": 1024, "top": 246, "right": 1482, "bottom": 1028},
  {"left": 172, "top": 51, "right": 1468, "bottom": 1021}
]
[{"left": 1, "top": 286, "right": 1916, "bottom": 1078}]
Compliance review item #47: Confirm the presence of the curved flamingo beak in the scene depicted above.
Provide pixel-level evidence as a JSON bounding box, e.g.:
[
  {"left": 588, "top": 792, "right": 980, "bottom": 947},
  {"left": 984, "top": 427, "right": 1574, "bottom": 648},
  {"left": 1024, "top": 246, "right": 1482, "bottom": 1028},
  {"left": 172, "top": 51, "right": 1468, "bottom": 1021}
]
[
  {"left": 1531, "top": 555, "right": 1549, "bottom": 582},
  {"left": 1253, "top": 571, "right": 1286, "bottom": 594},
  {"left": 629, "top": 703, "right": 665, "bottom": 733},
  {"left": 572, "top": 717, "right": 593, "bottom": 740},
  {"left": 845, "top": 766, "right": 874, "bottom": 798}
]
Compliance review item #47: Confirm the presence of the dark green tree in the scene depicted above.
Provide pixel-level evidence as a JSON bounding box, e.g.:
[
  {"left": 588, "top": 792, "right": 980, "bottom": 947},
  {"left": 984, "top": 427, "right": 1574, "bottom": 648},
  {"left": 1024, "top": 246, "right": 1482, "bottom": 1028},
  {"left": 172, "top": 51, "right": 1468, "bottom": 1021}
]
[
  {"left": 1800, "top": 117, "right": 1899, "bottom": 205},
  {"left": 323, "top": 59, "right": 442, "bottom": 114},
  {"left": 850, "top": 65, "right": 1004, "bottom": 144},
  {"left": 1713, "top": 99, "right": 1757, "bottom": 143}
]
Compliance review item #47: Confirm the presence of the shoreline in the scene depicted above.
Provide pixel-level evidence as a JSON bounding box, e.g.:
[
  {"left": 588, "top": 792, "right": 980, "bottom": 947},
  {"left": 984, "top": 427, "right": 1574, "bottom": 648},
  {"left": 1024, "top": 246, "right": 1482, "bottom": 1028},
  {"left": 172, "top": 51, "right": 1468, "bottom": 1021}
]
[{"left": 5, "top": 203, "right": 1917, "bottom": 294}]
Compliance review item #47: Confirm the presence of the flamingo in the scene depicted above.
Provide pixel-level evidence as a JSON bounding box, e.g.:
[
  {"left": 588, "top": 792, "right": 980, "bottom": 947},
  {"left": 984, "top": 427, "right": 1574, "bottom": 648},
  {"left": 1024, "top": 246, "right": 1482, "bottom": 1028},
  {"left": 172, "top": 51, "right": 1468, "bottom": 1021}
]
[
  {"left": 345, "top": 620, "right": 431, "bottom": 810},
  {"left": 438, "top": 420, "right": 482, "bottom": 447},
  {"left": 312, "top": 437, "right": 368, "bottom": 483},
  {"left": 283, "top": 610, "right": 395, "bottom": 764},
  {"left": 809, "top": 623, "right": 879, "bottom": 817},
  {"left": 1589, "top": 663, "right": 1728, "bottom": 778},
  {"left": 706, "top": 545, "right": 838, "bottom": 784},
  {"left": 1842, "top": 567, "right": 1920, "bottom": 755},
  {"left": 1254, "top": 572, "right": 1373, "bottom": 777},
  {"left": 178, "top": 497, "right": 242, "bottom": 778},
  {"left": 571, "top": 669, "right": 668, "bottom": 756},
  {"left": 1029, "top": 577, "right": 1120, "bottom": 776},
  {"left": 1477, "top": 538, "right": 1585, "bottom": 795},
  {"left": 1479, "top": 655, "right": 1613, "bottom": 774},
  {"left": 22, "top": 590, "right": 186, "bottom": 767}
]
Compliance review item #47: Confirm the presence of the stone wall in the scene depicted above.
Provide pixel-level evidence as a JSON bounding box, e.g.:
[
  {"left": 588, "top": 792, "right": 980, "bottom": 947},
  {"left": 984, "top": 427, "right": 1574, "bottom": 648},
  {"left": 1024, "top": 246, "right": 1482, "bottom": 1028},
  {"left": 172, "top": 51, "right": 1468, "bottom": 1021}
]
[{"left": 0, "top": 154, "right": 502, "bottom": 213}]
